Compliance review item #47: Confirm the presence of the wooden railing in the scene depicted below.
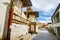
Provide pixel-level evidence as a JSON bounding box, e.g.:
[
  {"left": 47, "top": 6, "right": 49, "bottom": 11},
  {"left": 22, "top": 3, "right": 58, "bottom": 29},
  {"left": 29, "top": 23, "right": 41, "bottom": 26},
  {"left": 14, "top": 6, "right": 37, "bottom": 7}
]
[{"left": 12, "top": 13, "right": 30, "bottom": 24}]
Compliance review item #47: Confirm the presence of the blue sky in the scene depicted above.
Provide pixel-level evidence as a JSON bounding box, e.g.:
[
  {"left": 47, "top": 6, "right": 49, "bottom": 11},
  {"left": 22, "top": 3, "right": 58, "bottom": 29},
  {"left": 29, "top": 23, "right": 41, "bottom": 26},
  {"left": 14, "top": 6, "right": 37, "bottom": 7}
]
[{"left": 22, "top": 0, "right": 60, "bottom": 23}]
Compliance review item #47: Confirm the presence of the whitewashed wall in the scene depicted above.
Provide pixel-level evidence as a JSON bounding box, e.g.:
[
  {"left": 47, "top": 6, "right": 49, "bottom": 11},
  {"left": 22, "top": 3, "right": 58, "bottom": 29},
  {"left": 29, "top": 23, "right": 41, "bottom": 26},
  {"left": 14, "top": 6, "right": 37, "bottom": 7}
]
[
  {"left": 53, "top": 22, "right": 60, "bottom": 27},
  {"left": 31, "top": 25, "right": 34, "bottom": 32},
  {"left": 0, "top": 0, "right": 10, "bottom": 39},
  {"left": 30, "top": 25, "right": 38, "bottom": 33},
  {"left": 36, "top": 25, "right": 39, "bottom": 32},
  {"left": 28, "top": 15, "right": 36, "bottom": 22},
  {"left": 14, "top": 6, "right": 27, "bottom": 19},
  {"left": 10, "top": 0, "right": 29, "bottom": 40},
  {"left": 10, "top": 23, "right": 29, "bottom": 40}
]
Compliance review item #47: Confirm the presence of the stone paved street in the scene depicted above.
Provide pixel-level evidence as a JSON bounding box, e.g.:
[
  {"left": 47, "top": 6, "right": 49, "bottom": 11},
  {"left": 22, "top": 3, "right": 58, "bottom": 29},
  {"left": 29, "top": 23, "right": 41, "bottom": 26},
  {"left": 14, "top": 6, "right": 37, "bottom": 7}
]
[{"left": 32, "top": 30, "right": 58, "bottom": 40}]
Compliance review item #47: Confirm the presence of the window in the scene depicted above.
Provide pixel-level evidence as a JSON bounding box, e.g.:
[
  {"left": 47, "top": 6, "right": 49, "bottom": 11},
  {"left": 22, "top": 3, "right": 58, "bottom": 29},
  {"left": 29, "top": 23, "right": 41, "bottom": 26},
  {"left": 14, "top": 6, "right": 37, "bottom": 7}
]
[
  {"left": 52, "top": 19, "right": 53, "bottom": 24},
  {"left": 54, "top": 12, "right": 59, "bottom": 23},
  {"left": 57, "top": 27, "right": 60, "bottom": 33},
  {"left": 59, "top": 12, "right": 60, "bottom": 22},
  {"left": 56, "top": 12, "right": 59, "bottom": 23},
  {"left": 54, "top": 17, "right": 56, "bottom": 23}
]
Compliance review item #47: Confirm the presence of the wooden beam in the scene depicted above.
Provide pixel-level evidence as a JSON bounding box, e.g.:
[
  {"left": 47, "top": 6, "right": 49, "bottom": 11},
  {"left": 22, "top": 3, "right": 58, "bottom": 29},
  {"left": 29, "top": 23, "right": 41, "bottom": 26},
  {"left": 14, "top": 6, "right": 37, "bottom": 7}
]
[
  {"left": 22, "top": 0, "right": 32, "bottom": 7},
  {"left": 6, "top": 0, "right": 14, "bottom": 40}
]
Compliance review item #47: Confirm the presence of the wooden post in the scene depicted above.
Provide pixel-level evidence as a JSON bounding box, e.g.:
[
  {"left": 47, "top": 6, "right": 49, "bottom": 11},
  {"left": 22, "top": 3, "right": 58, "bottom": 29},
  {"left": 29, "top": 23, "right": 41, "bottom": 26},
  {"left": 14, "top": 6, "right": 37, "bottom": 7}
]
[
  {"left": 34, "top": 24, "right": 36, "bottom": 33},
  {"left": 29, "top": 25, "right": 31, "bottom": 33},
  {"left": 6, "top": 0, "right": 14, "bottom": 40},
  {"left": 33, "top": 23, "right": 37, "bottom": 34},
  {"left": 6, "top": 7, "right": 14, "bottom": 40}
]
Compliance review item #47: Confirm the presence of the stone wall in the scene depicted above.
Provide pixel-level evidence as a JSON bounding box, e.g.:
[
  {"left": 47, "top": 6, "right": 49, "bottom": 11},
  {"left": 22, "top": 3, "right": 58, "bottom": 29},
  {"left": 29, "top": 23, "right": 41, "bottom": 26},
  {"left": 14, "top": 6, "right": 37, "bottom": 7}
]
[{"left": 10, "top": 23, "right": 29, "bottom": 40}]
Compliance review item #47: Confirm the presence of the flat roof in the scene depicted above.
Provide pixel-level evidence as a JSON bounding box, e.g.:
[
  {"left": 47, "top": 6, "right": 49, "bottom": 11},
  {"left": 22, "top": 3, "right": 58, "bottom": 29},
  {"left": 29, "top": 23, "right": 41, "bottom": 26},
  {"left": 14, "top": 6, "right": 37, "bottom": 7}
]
[
  {"left": 22, "top": 0, "right": 32, "bottom": 7},
  {"left": 24, "top": 11, "right": 39, "bottom": 17},
  {"left": 51, "top": 3, "right": 60, "bottom": 20}
]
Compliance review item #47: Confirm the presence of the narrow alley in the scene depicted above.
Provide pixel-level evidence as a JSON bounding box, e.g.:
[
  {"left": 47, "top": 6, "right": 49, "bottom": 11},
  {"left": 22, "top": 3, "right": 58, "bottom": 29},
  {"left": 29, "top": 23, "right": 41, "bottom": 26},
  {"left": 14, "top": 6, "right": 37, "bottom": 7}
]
[{"left": 32, "top": 30, "right": 58, "bottom": 40}]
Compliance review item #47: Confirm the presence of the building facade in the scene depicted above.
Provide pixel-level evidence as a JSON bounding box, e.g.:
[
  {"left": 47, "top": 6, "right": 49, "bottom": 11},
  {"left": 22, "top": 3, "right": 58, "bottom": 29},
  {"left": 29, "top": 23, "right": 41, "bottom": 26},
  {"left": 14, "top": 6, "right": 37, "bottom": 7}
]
[
  {"left": 51, "top": 3, "right": 60, "bottom": 38},
  {"left": 24, "top": 7, "right": 39, "bottom": 34},
  {"left": 0, "top": 0, "right": 32, "bottom": 40},
  {"left": 0, "top": 0, "right": 11, "bottom": 39},
  {"left": 11, "top": 0, "right": 31, "bottom": 40}
]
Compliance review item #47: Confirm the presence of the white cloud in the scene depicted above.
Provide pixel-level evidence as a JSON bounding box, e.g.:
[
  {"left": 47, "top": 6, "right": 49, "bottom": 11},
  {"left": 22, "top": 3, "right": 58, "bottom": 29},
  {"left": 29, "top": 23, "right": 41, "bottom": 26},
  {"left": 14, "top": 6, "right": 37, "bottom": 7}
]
[
  {"left": 22, "top": 0, "right": 59, "bottom": 23},
  {"left": 57, "top": 0, "right": 60, "bottom": 3},
  {"left": 38, "top": 19, "right": 52, "bottom": 24},
  {"left": 30, "top": 0, "right": 60, "bottom": 23},
  {"left": 38, "top": 16, "right": 51, "bottom": 24},
  {"left": 38, "top": 20, "right": 52, "bottom": 24},
  {"left": 38, "top": 16, "right": 51, "bottom": 21},
  {"left": 31, "top": 0, "right": 59, "bottom": 12},
  {"left": 44, "top": 4, "right": 55, "bottom": 12},
  {"left": 22, "top": 8, "right": 27, "bottom": 12}
]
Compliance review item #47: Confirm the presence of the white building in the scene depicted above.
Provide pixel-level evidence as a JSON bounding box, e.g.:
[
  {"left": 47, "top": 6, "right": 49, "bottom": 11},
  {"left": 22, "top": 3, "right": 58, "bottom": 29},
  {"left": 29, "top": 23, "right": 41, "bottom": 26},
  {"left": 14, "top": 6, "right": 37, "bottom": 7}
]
[
  {"left": 51, "top": 3, "right": 60, "bottom": 38},
  {"left": 0, "top": 0, "right": 11, "bottom": 39},
  {"left": 0, "top": 0, "right": 32, "bottom": 40},
  {"left": 24, "top": 7, "right": 39, "bottom": 34}
]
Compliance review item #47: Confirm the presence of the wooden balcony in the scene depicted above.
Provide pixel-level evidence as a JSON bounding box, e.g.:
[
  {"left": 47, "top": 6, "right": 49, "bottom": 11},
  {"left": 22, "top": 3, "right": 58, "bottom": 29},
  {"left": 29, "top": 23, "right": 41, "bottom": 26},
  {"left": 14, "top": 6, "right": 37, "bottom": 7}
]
[
  {"left": 24, "top": 11, "right": 39, "bottom": 18},
  {"left": 12, "top": 13, "right": 30, "bottom": 24}
]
